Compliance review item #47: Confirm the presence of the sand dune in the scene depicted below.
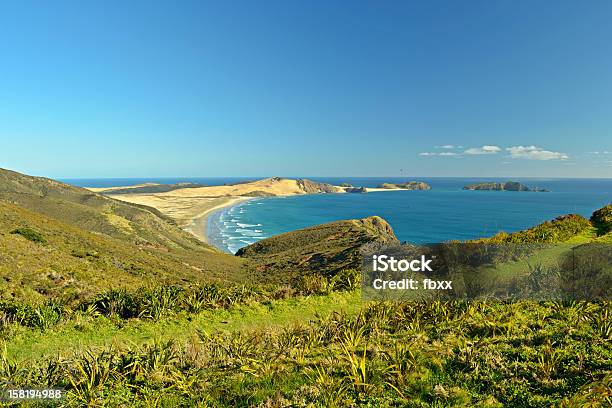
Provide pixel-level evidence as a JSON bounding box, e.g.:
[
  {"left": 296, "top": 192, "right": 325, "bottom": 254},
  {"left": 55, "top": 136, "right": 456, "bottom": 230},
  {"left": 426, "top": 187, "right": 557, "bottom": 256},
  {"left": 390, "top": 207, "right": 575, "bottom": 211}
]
[{"left": 153, "top": 177, "right": 332, "bottom": 198}]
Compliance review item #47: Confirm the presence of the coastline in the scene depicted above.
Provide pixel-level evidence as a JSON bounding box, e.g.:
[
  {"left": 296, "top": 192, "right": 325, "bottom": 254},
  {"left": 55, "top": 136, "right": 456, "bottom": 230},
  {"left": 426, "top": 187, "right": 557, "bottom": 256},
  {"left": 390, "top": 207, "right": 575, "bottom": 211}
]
[
  {"left": 164, "top": 188, "right": 414, "bottom": 250},
  {"left": 93, "top": 178, "right": 432, "bottom": 251},
  {"left": 184, "top": 196, "right": 253, "bottom": 244}
]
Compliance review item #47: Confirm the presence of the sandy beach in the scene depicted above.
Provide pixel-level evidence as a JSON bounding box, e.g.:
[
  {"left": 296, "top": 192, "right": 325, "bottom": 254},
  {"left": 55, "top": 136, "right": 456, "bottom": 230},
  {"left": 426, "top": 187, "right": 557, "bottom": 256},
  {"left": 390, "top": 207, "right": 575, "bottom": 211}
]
[{"left": 184, "top": 196, "right": 252, "bottom": 243}]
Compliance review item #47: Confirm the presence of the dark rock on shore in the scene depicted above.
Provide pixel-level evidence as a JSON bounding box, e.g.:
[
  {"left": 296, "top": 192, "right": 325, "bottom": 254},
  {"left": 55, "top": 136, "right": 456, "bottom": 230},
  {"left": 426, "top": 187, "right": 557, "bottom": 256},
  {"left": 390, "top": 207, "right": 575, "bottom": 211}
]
[{"left": 344, "top": 187, "right": 367, "bottom": 193}]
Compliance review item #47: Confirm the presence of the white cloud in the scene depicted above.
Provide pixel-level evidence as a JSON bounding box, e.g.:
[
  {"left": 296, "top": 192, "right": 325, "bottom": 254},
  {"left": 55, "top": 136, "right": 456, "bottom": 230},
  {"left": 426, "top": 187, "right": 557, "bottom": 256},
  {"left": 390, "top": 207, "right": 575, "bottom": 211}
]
[
  {"left": 464, "top": 145, "right": 501, "bottom": 155},
  {"left": 506, "top": 145, "right": 569, "bottom": 160},
  {"left": 419, "top": 151, "right": 462, "bottom": 157},
  {"left": 435, "top": 144, "right": 462, "bottom": 149}
]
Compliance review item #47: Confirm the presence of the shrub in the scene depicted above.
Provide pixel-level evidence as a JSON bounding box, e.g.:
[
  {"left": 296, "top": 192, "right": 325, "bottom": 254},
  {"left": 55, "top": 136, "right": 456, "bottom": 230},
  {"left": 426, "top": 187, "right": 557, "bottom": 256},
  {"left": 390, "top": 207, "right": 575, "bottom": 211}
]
[
  {"left": 590, "top": 204, "right": 612, "bottom": 235},
  {"left": 10, "top": 227, "right": 47, "bottom": 244},
  {"left": 0, "top": 299, "right": 64, "bottom": 330},
  {"left": 84, "top": 289, "right": 139, "bottom": 318},
  {"left": 294, "top": 274, "right": 330, "bottom": 295},
  {"left": 488, "top": 214, "right": 590, "bottom": 243},
  {"left": 329, "top": 269, "right": 361, "bottom": 291}
]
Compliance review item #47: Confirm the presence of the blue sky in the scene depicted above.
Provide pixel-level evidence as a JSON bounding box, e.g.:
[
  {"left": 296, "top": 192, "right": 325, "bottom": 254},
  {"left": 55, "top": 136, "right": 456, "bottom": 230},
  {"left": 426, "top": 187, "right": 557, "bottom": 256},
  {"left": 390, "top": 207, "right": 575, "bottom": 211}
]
[{"left": 1, "top": 1, "right": 611, "bottom": 178}]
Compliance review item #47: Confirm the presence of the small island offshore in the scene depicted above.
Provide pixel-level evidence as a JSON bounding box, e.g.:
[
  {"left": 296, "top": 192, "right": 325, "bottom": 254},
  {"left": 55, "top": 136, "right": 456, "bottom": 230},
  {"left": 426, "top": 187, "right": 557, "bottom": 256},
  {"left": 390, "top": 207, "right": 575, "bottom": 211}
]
[
  {"left": 341, "top": 181, "right": 431, "bottom": 193},
  {"left": 463, "top": 181, "right": 550, "bottom": 192},
  {"left": 377, "top": 181, "right": 431, "bottom": 190}
]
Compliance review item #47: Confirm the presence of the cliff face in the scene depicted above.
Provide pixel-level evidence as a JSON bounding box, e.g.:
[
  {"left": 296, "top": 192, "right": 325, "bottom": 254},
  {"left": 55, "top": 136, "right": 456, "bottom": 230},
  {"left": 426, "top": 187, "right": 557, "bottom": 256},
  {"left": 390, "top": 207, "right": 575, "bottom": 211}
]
[
  {"left": 236, "top": 216, "right": 398, "bottom": 281},
  {"left": 378, "top": 181, "right": 431, "bottom": 190},
  {"left": 296, "top": 179, "right": 342, "bottom": 194},
  {"left": 463, "top": 181, "right": 548, "bottom": 192}
]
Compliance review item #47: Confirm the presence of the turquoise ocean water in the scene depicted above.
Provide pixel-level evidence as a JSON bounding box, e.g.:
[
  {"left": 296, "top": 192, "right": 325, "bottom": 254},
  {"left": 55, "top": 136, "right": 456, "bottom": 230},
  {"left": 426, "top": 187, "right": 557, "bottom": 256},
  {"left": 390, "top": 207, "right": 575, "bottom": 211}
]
[{"left": 66, "top": 177, "right": 611, "bottom": 254}]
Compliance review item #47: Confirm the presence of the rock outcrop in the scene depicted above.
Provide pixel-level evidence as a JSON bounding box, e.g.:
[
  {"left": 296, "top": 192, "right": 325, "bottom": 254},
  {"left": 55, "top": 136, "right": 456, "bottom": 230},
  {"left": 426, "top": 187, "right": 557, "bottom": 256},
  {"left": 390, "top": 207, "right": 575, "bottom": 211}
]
[{"left": 296, "top": 179, "right": 342, "bottom": 194}]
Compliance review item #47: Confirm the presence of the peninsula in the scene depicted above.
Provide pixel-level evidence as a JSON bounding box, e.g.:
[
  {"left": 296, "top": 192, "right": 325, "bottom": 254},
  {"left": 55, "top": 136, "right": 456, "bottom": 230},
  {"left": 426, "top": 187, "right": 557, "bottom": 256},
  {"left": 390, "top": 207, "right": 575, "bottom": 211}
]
[{"left": 88, "top": 177, "right": 417, "bottom": 243}]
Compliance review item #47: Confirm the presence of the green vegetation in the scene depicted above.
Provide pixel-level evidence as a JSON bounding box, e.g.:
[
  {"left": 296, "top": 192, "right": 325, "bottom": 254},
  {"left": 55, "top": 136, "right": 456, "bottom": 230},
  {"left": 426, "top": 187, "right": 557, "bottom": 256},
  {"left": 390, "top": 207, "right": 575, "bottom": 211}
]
[
  {"left": 237, "top": 216, "right": 398, "bottom": 282},
  {"left": 10, "top": 227, "right": 46, "bottom": 244},
  {"left": 0, "top": 168, "right": 202, "bottom": 249},
  {"left": 591, "top": 204, "right": 612, "bottom": 235},
  {"left": 0, "top": 200, "right": 246, "bottom": 303},
  {"left": 5, "top": 291, "right": 361, "bottom": 362},
  {"left": 481, "top": 214, "right": 592, "bottom": 244},
  {"left": 0, "top": 270, "right": 361, "bottom": 332},
  {"left": 1, "top": 299, "right": 609, "bottom": 407}
]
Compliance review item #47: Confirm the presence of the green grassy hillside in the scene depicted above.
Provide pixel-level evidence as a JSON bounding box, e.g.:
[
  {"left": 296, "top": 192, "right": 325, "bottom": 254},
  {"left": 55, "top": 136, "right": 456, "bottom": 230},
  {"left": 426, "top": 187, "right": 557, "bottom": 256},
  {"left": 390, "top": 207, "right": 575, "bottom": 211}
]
[
  {"left": 0, "top": 168, "right": 211, "bottom": 251},
  {"left": 237, "top": 216, "right": 398, "bottom": 282},
  {"left": 0, "top": 200, "right": 246, "bottom": 302}
]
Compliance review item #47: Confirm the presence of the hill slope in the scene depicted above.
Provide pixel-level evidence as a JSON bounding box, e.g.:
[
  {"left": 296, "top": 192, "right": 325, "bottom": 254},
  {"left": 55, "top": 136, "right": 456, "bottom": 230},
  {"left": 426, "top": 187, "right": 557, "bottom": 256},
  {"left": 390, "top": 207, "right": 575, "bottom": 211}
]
[
  {"left": 0, "top": 168, "right": 213, "bottom": 251},
  {"left": 0, "top": 169, "right": 249, "bottom": 301},
  {"left": 0, "top": 200, "right": 246, "bottom": 302},
  {"left": 237, "top": 216, "right": 398, "bottom": 281}
]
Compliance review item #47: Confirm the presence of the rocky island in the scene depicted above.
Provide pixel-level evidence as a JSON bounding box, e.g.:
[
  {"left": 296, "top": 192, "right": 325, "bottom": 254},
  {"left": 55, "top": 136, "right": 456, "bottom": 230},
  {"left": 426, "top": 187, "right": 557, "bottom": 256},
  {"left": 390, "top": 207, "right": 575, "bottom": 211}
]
[
  {"left": 463, "top": 181, "right": 550, "bottom": 192},
  {"left": 377, "top": 181, "right": 431, "bottom": 190}
]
